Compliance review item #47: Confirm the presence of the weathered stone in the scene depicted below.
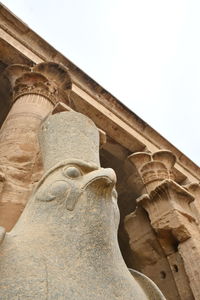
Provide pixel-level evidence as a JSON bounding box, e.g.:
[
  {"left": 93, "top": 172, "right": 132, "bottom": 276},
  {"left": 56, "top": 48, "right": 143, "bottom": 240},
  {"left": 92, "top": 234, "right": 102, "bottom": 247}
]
[
  {"left": 0, "top": 111, "right": 165, "bottom": 299},
  {"left": 39, "top": 111, "right": 100, "bottom": 171}
]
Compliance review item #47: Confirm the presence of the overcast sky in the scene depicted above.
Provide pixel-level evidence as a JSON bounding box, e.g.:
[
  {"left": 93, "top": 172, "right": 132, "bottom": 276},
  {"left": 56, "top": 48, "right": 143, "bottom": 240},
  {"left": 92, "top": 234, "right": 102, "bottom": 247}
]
[{"left": 1, "top": 0, "right": 200, "bottom": 166}]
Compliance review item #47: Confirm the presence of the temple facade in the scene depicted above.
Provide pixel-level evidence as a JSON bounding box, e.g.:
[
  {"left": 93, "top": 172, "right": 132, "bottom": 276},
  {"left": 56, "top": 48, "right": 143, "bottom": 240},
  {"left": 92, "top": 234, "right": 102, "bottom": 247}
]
[{"left": 0, "top": 4, "right": 200, "bottom": 299}]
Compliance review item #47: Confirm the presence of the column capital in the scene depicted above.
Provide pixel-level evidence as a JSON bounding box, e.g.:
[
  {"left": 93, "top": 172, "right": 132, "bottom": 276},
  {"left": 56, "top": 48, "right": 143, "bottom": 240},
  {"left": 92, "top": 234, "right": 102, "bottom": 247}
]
[
  {"left": 4, "top": 62, "right": 72, "bottom": 105},
  {"left": 128, "top": 150, "right": 176, "bottom": 194}
]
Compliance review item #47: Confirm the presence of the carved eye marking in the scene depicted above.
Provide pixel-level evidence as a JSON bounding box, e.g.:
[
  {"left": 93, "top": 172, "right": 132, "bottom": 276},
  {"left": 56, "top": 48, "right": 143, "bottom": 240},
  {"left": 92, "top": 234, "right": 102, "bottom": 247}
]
[
  {"left": 49, "top": 181, "right": 69, "bottom": 198},
  {"left": 36, "top": 180, "right": 69, "bottom": 202},
  {"left": 62, "top": 166, "right": 82, "bottom": 179}
]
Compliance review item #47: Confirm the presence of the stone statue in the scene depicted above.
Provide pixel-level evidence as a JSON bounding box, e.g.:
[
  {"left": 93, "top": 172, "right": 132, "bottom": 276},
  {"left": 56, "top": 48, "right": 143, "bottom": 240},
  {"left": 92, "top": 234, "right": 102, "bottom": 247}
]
[{"left": 0, "top": 111, "right": 165, "bottom": 299}]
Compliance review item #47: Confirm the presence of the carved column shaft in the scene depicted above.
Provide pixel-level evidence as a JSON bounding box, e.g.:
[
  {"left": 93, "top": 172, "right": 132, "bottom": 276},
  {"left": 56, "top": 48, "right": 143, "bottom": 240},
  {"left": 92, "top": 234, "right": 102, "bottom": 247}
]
[{"left": 0, "top": 94, "right": 54, "bottom": 231}]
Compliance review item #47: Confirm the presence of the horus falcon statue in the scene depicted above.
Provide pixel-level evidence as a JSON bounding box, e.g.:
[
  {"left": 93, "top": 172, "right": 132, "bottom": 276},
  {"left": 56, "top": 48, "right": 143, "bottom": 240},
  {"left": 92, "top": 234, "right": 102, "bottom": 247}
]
[{"left": 0, "top": 111, "right": 165, "bottom": 299}]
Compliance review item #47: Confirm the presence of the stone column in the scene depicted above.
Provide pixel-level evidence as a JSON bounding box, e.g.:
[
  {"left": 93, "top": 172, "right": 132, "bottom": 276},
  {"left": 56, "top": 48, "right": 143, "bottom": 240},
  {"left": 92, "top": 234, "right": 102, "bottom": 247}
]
[
  {"left": 128, "top": 150, "right": 200, "bottom": 299},
  {"left": 124, "top": 206, "right": 180, "bottom": 300},
  {"left": 0, "top": 62, "right": 71, "bottom": 231}
]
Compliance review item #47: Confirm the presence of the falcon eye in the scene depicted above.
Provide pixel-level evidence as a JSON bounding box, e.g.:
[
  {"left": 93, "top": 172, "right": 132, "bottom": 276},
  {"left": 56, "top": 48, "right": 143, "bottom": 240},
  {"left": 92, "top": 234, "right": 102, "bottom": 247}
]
[{"left": 62, "top": 166, "right": 82, "bottom": 179}]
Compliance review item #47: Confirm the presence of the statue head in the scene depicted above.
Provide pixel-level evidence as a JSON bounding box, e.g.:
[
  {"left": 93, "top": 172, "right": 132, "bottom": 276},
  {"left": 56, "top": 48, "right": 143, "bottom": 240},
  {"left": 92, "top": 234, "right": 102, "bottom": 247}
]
[{"left": 30, "top": 111, "right": 120, "bottom": 231}]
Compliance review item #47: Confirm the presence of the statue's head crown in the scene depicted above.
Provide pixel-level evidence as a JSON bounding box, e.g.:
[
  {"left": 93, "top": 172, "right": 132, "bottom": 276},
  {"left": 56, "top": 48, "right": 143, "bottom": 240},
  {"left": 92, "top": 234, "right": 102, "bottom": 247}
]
[{"left": 39, "top": 111, "right": 100, "bottom": 172}]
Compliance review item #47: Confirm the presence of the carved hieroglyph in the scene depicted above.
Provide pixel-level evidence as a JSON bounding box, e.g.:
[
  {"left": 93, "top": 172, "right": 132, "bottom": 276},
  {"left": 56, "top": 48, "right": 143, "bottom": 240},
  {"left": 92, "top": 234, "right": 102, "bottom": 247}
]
[{"left": 0, "top": 111, "right": 165, "bottom": 299}]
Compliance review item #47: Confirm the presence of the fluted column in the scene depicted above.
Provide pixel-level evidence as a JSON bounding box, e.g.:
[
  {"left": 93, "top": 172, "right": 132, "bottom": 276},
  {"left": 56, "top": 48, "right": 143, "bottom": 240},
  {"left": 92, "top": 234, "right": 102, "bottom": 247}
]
[{"left": 0, "top": 62, "right": 71, "bottom": 231}]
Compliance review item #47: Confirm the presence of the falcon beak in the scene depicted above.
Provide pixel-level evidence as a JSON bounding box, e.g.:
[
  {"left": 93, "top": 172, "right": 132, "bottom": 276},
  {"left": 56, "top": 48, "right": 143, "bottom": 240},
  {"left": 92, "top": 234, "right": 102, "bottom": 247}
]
[{"left": 81, "top": 168, "right": 116, "bottom": 190}]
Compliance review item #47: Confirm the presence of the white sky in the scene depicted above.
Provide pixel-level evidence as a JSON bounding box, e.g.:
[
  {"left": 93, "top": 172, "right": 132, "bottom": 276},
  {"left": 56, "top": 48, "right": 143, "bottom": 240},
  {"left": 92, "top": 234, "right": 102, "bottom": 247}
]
[{"left": 1, "top": 0, "right": 200, "bottom": 166}]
